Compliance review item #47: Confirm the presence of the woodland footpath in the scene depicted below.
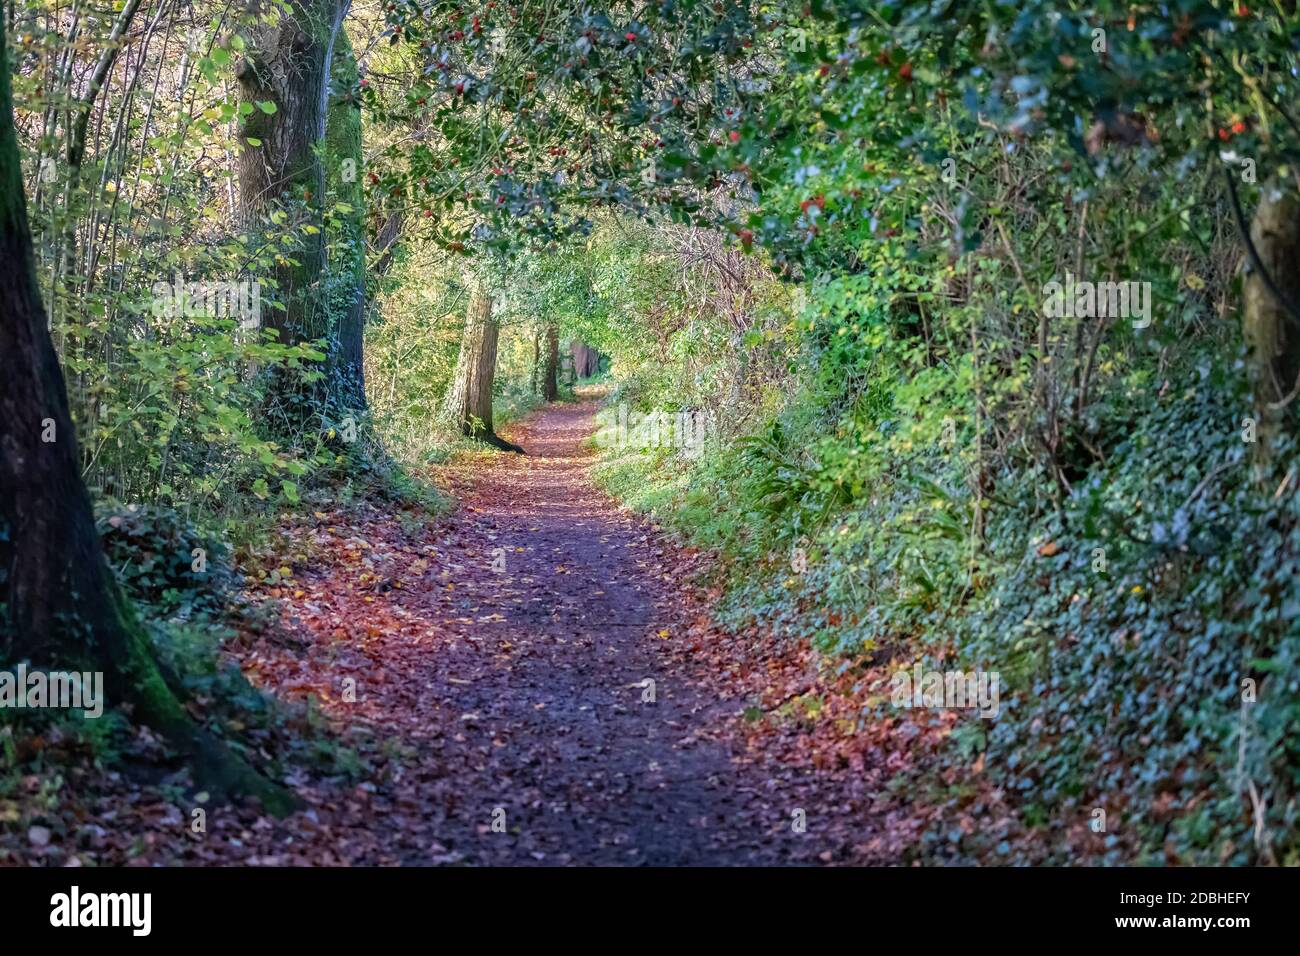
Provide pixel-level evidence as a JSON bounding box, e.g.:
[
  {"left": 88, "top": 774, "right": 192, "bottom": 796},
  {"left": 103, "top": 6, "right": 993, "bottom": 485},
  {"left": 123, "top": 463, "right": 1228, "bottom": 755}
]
[{"left": 2, "top": 2, "right": 1300, "bottom": 866}]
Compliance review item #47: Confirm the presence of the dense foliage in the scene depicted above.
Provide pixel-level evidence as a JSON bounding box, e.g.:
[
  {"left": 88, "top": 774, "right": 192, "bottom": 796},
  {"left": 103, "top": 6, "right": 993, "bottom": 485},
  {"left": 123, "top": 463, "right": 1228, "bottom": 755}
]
[
  {"left": 5, "top": 0, "right": 1300, "bottom": 865},
  {"left": 580, "top": 2, "right": 1300, "bottom": 864}
]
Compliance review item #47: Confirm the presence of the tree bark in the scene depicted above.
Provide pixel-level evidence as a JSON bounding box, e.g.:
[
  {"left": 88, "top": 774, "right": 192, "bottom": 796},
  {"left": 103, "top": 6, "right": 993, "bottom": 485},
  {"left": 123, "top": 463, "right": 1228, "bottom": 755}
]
[
  {"left": 323, "top": 26, "right": 367, "bottom": 421},
  {"left": 0, "top": 19, "right": 291, "bottom": 814},
  {"left": 1242, "top": 180, "right": 1300, "bottom": 463},
  {"left": 530, "top": 328, "right": 542, "bottom": 395},
  {"left": 237, "top": 0, "right": 349, "bottom": 434},
  {"left": 59, "top": 0, "right": 146, "bottom": 308},
  {"left": 441, "top": 283, "right": 523, "bottom": 452},
  {"left": 570, "top": 340, "right": 601, "bottom": 378},
  {"left": 543, "top": 325, "right": 559, "bottom": 401}
]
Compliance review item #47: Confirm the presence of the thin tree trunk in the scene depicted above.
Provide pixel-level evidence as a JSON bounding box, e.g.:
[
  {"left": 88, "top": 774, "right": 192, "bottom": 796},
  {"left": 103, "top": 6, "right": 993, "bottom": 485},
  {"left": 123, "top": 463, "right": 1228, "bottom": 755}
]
[
  {"left": 471, "top": 307, "right": 501, "bottom": 429},
  {"left": 543, "top": 325, "right": 559, "bottom": 401},
  {"left": 441, "top": 282, "right": 523, "bottom": 452},
  {"left": 531, "top": 328, "right": 541, "bottom": 395},
  {"left": 0, "top": 19, "right": 291, "bottom": 813}
]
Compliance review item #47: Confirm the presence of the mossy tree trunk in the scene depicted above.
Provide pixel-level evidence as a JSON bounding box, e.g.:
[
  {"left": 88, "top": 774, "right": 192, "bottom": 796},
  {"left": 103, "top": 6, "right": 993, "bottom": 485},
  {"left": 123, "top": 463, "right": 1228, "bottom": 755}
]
[
  {"left": 1243, "top": 180, "right": 1300, "bottom": 465},
  {"left": 0, "top": 18, "right": 292, "bottom": 814},
  {"left": 236, "top": 0, "right": 349, "bottom": 436},
  {"left": 323, "top": 26, "right": 367, "bottom": 424}
]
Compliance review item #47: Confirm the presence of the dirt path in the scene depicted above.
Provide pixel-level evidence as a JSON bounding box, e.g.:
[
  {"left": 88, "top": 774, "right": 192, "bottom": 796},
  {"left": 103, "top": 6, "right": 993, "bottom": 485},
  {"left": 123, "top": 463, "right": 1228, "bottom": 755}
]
[
  {"left": 24, "top": 398, "right": 904, "bottom": 867},
  {"left": 413, "top": 400, "right": 753, "bottom": 862},
  {"left": 369, "top": 399, "right": 840, "bottom": 863},
  {"left": 249, "top": 397, "right": 863, "bottom": 865}
]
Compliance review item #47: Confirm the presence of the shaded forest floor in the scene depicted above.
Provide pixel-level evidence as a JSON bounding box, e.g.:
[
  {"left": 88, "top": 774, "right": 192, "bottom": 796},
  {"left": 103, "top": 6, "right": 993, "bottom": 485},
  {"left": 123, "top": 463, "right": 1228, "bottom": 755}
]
[{"left": 3, "top": 397, "right": 1021, "bottom": 866}]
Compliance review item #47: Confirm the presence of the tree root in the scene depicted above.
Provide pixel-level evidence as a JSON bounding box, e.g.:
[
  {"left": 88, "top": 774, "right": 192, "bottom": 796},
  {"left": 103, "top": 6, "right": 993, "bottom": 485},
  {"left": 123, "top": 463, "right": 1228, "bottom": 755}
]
[
  {"left": 111, "top": 575, "right": 299, "bottom": 817},
  {"left": 473, "top": 430, "right": 526, "bottom": 454}
]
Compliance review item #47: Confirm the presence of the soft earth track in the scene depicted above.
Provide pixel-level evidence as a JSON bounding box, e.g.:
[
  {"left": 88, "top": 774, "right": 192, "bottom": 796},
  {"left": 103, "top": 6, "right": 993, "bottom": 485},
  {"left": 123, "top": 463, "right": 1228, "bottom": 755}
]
[
  {"left": 23, "top": 398, "right": 911, "bottom": 866},
  {"left": 299, "top": 397, "right": 845, "bottom": 864},
  {"left": 259, "top": 396, "right": 875, "bottom": 865}
]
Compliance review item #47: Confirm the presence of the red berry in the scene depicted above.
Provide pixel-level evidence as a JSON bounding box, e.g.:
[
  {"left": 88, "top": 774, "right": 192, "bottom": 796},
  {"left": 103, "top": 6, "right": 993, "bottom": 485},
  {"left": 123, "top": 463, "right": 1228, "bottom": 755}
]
[
  {"left": 1232, "top": 120, "right": 1246, "bottom": 135},
  {"left": 625, "top": 32, "right": 636, "bottom": 41},
  {"left": 728, "top": 130, "right": 740, "bottom": 142},
  {"left": 898, "top": 63, "right": 913, "bottom": 82}
]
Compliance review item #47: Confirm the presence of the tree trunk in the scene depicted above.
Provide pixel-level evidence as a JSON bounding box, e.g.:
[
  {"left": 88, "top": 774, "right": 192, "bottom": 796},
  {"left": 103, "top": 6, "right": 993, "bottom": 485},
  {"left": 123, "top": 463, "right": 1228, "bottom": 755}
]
[
  {"left": 441, "top": 283, "right": 524, "bottom": 452},
  {"left": 0, "top": 20, "right": 291, "bottom": 814},
  {"left": 531, "top": 328, "right": 542, "bottom": 395},
  {"left": 1243, "top": 180, "right": 1300, "bottom": 464},
  {"left": 571, "top": 340, "right": 601, "bottom": 378},
  {"left": 323, "top": 26, "right": 367, "bottom": 422},
  {"left": 237, "top": 0, "right": 349, "bottom": 435},
  {"left": 543, "top": 325, "right": 559, "bottom": 401},
  {"left": 57, "top": 0, "right": 146, "bottom": 300}
]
